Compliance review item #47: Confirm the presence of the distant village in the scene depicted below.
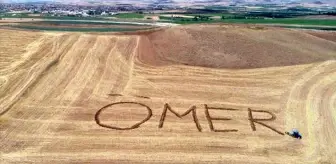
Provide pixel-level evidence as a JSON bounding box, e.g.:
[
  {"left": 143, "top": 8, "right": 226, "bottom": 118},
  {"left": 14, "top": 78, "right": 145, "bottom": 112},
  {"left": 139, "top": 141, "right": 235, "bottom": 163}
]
[
  {"left": 0, "top": 3, "right": 178, "bottom": 17},
  {"left": 1, "top": 2, "right": 335, "bottom": 20}
]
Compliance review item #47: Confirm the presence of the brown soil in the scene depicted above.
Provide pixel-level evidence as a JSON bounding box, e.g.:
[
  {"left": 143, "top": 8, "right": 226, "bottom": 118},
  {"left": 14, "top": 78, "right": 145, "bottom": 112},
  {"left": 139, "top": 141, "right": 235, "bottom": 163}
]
[
  {"left": 139, "top": 24, "right": 336, "bottom": 69},
  {"left": 306, "top": 31, "right": 336, "bottom": 42}
]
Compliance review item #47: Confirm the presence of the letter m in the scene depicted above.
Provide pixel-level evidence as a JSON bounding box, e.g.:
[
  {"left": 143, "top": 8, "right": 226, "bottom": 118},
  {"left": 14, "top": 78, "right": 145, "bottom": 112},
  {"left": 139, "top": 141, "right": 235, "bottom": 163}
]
[{"left": 158, "top": 103, "right": 202, "bottom": 132}]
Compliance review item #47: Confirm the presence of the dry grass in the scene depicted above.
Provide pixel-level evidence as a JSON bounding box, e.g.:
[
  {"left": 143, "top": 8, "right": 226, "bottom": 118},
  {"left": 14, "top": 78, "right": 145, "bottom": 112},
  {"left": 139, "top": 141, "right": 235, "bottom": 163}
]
[{"left": 0, "top": 25, "right": 335, "bottom": 163}]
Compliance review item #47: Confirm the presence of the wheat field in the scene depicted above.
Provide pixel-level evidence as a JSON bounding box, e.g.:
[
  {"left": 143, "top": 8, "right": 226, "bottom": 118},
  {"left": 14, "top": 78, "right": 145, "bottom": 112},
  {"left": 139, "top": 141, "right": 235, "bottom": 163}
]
[{"left": 0, "top": 26, "right": 335, "bottom": 163}]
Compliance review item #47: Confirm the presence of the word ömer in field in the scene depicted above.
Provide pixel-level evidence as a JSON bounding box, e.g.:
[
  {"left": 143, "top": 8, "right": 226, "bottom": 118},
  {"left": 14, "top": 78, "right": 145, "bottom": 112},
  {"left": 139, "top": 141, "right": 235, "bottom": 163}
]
[{"left": 95, "top": 102, "right": 284, "bottom": 135}]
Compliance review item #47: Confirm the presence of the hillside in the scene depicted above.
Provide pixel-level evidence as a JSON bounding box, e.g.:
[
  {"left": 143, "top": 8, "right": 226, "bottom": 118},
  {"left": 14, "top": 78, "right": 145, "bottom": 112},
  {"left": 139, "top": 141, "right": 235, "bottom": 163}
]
[
  {"left": 0, "top": 25, "right": 336, "bottom": 163},
  {"left": 140, "top": 24, "right": 336, "bottom": 69}
]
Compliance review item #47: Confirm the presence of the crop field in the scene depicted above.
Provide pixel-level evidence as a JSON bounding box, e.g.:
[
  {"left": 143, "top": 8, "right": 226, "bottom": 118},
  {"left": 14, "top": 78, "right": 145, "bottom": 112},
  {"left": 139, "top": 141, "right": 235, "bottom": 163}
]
[
  {"left": 5, "top": 25, "right": 148, "bottom": 32},
  {"left": 186, "top": 13, "right": 234, "bottom": 17},
  {"left": 0, "top": 25, "right": 336, "bottom": 163},
  {"left": 160, "top": 17, "right": 336, "bottom": 26},
  {"left": 220, "top": 18, "right": 336, "bottom": 26},
  {"left": 31, "top": 21, "right": 151, "bottom": 26},
  {"left": 111, "top": 13, "right": 145, "bottom": 19},
  {"left": 1, "top": 20, "right": 154, "bottom": 32}
]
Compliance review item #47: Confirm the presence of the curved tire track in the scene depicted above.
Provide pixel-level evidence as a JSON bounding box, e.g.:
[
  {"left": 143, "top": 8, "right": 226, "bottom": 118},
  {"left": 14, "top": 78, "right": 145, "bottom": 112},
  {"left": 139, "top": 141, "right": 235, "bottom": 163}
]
[{"left": 285, "top": 60, "right": 336, "bottom": 163}]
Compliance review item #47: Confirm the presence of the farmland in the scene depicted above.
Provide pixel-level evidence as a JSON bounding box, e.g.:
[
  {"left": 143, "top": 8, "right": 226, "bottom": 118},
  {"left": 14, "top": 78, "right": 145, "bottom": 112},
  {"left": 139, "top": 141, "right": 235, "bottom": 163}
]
[
  {"left": 0, "top": 24, "right": 336, "bottom": 163},
  {"left": 0, "top": 20, "right": 156, "bottom": 32},
  {"left": 110, "top": 13, "right": 145, "bottom": 19},
  {"left": 159, "top": 16, "right": 336, "bottom": 26},
  {"left": 2, "top": 8, "right": 336, "bottom": 31}
]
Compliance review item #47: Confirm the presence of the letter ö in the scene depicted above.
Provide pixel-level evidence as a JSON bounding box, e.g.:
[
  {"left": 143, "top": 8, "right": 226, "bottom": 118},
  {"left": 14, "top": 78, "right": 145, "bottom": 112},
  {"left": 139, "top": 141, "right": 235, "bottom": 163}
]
[{"left": 95, "top": 102, "right": 152, "bottom": 130}]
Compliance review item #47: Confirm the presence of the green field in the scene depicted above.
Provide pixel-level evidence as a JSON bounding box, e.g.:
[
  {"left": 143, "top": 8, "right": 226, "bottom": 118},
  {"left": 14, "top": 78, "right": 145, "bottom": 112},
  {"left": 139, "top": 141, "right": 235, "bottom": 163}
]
[
  {"left": 221, "top": 19, "right": 336, "bottom": 26},
  {"left": 163, "top": 18, "right": 336, "bottom": 26},
  {"left": 34, "top": 21, "right": 148, "bottom": 26},
  {"left": 5, "top": 25, "right": 148, "bottom": 32},
  {"left": 111, "top": 13, "right": 144, "bottom": 19},
  {"left": 186, "top": 13, "right": 233, "bottom": 17}
]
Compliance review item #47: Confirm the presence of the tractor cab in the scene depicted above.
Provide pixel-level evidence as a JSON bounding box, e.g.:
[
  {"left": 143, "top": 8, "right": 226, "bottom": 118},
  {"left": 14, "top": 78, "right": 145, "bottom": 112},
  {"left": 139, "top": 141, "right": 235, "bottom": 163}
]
[{"left": 286, "top": 129, "right": 302, "bottom": 139}]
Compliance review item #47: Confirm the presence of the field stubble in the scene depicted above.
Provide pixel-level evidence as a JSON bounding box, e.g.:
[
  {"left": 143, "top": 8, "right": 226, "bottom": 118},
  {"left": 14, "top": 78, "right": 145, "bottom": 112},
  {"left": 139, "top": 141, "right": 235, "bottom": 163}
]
[{"left": 0, "top": 25, "right": 335, "bottom": 163}]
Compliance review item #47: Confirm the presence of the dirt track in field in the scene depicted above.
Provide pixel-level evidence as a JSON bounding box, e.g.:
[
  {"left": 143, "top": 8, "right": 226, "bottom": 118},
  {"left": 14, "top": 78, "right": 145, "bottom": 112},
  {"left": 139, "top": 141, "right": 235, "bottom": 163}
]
[{"left": 0, "top": 25, "right": 335, "bottom": 163}]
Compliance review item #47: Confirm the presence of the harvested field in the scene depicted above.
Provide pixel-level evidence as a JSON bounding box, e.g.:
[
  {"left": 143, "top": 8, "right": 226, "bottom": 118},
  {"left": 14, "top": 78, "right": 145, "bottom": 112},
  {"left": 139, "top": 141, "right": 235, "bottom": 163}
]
[
  {"left": 306, "top": 30, "right": 336, "bottom": 42},
  {"left": 0, "top": 25, "right": 336, "bottom": 163},
  {"left": 142, "top": 24, "right": 336, "bottom": 68}
]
